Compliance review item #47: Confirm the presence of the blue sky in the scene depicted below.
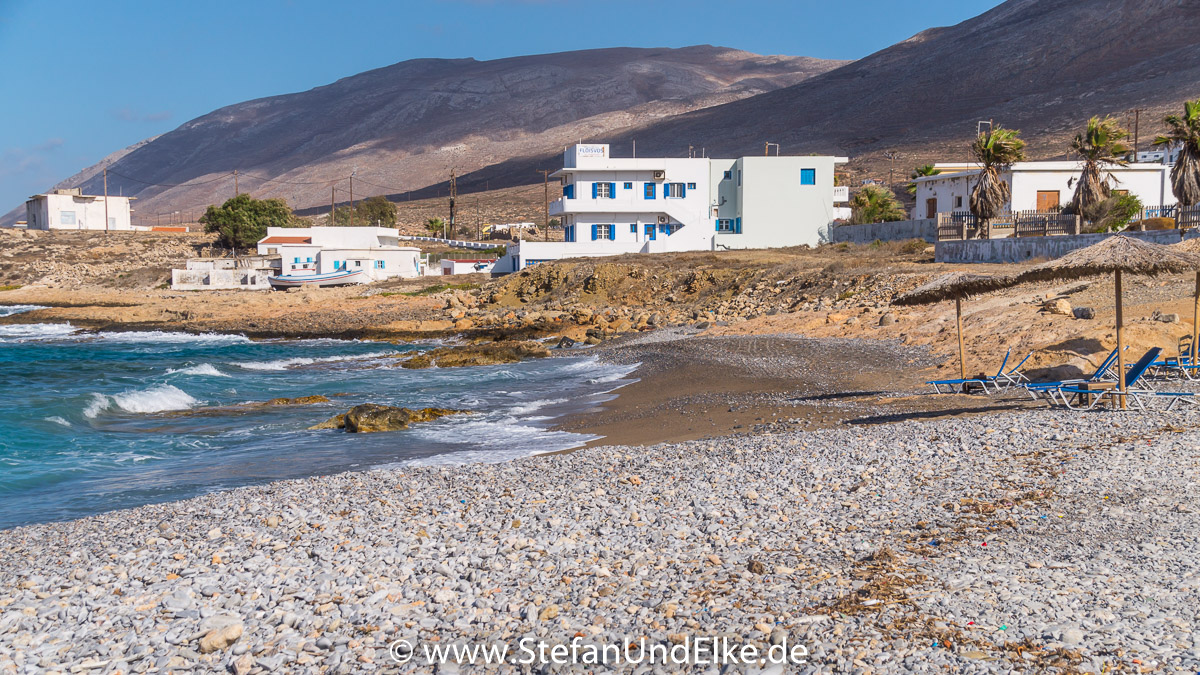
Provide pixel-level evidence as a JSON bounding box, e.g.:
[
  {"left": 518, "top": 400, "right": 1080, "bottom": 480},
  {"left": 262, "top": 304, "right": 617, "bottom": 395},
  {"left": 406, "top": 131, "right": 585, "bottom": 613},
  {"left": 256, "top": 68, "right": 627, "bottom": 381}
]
[{"left": 0, "top": 0, "right": 1003, "bottom": 211}]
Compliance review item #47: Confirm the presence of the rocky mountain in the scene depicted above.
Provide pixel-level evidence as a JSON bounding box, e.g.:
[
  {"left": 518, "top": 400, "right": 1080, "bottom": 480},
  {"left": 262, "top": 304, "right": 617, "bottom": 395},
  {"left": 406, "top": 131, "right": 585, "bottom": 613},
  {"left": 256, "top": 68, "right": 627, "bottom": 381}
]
[
  {"left": 457, "top": 0, "right": 1200, "bottom": 190},
  {"left": 2, "top": 46, "right": 843, "bottom": 225}
]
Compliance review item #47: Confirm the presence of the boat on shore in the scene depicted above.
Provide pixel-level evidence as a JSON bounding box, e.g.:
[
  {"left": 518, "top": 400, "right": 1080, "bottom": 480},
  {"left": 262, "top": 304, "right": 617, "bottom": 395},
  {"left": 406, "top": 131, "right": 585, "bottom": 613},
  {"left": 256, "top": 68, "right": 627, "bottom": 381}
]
[{"left": 267, "top": 270, "right": 366, "bottom": 290}]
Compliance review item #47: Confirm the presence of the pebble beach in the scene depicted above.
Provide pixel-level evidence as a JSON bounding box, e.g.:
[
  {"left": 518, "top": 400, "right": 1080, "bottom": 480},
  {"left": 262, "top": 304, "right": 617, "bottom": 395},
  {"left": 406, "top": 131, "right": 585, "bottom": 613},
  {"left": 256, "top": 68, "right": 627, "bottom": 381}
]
[{"left": 3, "top": 407, "right": 1198, "bottom": 674}]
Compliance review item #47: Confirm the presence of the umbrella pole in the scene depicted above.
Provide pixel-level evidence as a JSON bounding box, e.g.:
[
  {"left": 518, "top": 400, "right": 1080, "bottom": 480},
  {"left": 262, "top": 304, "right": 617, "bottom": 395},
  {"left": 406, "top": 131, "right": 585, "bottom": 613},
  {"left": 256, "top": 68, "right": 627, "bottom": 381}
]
[
  {"left": 1115, "top": 270, "right": 1126, "bottom": 410},
  {"left": 956, "top": 297, "right": 967, "bottom": 389},
  {"left": 1193, "top": 271, "right": 1199, "bottom": 368}
]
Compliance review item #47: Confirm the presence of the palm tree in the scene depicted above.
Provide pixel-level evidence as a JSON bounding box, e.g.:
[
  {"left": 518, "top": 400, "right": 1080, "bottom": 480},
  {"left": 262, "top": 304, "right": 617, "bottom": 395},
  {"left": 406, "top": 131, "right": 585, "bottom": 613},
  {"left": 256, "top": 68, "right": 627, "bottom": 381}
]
[
  {"left": 1065, "top": 116, "right": 1131, "bottom": 218},
  {"left": 1154, "top": 99, "right": 1200, "bottom": 207},
  {"left": 906, "top": 165, "right": 941, "bottom": 195},
  {"left": 969, "top": 127, "right": 1026, "bottom": 238},
  {"left": 849, "top": 185, "right": 906, "bottom": 224}
]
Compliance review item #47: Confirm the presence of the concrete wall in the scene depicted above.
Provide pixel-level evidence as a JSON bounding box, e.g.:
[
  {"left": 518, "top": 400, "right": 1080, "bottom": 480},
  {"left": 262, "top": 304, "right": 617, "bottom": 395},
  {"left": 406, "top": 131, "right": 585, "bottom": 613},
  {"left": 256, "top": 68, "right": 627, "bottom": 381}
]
[
  {"left": 832, "top": 219, "right": 938, "bottom": 244},
  {"left": 936, "top": 230, "right": 1184, "bottom": 264},
  {"left": 172, "top": 268, "right": 272, "bottom": 291}
]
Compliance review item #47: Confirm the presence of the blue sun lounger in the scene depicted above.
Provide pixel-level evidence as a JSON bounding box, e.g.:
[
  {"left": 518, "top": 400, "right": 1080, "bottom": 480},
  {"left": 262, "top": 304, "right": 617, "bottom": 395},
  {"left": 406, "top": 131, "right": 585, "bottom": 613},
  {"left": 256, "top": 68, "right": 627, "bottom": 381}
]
[
  {"left": 928, "top": 350, "right": 1032, "bottom": 394},
  {"left": 1050, "top": 348, "right": 1161, "bottom": 410},
  {"left": 1023, "top": 347, "right": 1121, "bottom": 400}
]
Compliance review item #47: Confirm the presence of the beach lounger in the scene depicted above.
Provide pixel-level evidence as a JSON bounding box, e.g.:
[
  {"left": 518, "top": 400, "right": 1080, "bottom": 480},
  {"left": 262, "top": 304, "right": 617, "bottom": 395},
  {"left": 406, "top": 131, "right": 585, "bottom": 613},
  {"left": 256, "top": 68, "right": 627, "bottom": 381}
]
[
  {"left": 927, "top": 350, "right": 1011, "bottom": 394},
  {"left": 1148, "top": 336, "right": 1200, "bottom": 381},
  {"left": 1023, "top": 347, "right": 1120, "bottom": 400},
  {"left": 1051, "top": 348, "right": 1161, "bottom": 411}
]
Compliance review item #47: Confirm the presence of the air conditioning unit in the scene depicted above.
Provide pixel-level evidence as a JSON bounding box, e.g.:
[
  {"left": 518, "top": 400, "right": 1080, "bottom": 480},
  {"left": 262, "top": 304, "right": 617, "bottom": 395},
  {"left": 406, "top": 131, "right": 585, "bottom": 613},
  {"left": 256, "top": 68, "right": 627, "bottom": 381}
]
[
  {"left": 657, "top": 215, "right": 669, "bottom": 225},
  {"left": 653, "top": 170, "right": 666, "bottom": 181}
]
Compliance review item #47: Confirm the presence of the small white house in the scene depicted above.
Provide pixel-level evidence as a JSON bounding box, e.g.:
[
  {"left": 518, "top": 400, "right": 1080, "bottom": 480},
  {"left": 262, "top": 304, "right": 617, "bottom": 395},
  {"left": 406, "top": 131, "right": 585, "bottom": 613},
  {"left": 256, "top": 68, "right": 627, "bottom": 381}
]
[
  {"left": 495, "top": 144, "right": 849, "bottom": 272},
  {"left": 256, "top": 226, "right": 422, "bottom": 281},
  {"left": 23, "top": 189, "right": 134, "bottom": 230},
  {"left": 911, "top": 161, "right": 1176, "bottom": 219},
  {"left": 440, "top": 258, "right": 496, "bottom": 275}
]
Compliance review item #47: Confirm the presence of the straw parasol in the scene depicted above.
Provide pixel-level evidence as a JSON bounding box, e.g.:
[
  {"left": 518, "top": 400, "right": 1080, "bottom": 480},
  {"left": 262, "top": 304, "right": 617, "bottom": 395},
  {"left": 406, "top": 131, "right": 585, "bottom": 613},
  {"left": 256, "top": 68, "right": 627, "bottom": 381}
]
[
  {"left": 892, "top": 271, "right": 1015, "bottom": 382},
  {"left": 1015, "top": 235, "right": 1200, "bottom": 408},
  {"left": 1173, "top": 237, "right": 1200, "bottom": 366}
]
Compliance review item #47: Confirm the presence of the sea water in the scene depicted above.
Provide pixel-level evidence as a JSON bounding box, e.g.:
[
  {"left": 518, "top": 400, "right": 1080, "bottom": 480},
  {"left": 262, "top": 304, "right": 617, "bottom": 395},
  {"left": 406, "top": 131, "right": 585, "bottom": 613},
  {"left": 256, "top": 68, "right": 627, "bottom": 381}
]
[{"left": 0, "top": 305, "right": 636, "bottom": 528}]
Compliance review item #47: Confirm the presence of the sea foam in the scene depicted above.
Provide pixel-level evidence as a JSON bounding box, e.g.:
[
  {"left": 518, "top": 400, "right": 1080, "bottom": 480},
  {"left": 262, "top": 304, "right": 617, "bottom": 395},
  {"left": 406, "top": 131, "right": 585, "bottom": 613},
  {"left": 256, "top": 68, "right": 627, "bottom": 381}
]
[
  {"left": 85, "top": 385, "right": 200, "bottom": 418},
  {"left": 166, "top": 363, "right": 229, "bottom": 377}
]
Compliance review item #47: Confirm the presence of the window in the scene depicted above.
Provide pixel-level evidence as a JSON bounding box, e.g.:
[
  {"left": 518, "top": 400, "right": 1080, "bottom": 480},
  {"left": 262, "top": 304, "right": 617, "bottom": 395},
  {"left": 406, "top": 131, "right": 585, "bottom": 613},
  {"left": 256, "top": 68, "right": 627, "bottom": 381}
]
[
  {"left": 60, "top": 211, "right": 76, "bottom": 226},
  {"left": 717, "top": 219, "right": 734, "bottom": 233},
  {"left": 644, "top": 223, "right": 656, "bottom": 241},
  {"left": 666, "top": 183, "right": 686, "bottom": 198},
  {"left": 594, "top": 182, "right": 613, "bottom": 199},
  {"left": 623, "top": 182, "right": 633, "bottom": 189},
  {"left": 630, "top": 224, "right": 637, "bottom": 234},
  {"left": 375, "top": 260, "right": 386, "bottom": 269},
  {"left": 293, "top": 256, "right": 301, "bottom": 264},
  {"left": 687, "top": 182, "right": 696, "bottom": 190},
  {"left": 108, "top": 217, "right": 116, "bottom": 229},
  {"left": 723, "top": 171, "right": 732, "bottom": 180},
  {"left": 563, "top": 184, "right": 575, "bottom": 199},
  {"left": 564, "top": 225, "right": 576, "bottom": 242},
  {"left": 595, "top": 224, "right": 613, "bottom": 240},
  {"left": 800, "top": 169, "right": 816, "bottom": 185},
  {"left": 644, "top": 183, "right": 656, "bottom": 199},
  {"left": 306, "top": 257, "right": 313, "bottom": 263},
  {"left": 354, "top": 260, "right": 362, "bottom": 267},
  {"left": 954, "top": 196, "right": 963, "bottom": 209},
  {"left": 737, "top": 170, "right": 742, "bottom": 186}
]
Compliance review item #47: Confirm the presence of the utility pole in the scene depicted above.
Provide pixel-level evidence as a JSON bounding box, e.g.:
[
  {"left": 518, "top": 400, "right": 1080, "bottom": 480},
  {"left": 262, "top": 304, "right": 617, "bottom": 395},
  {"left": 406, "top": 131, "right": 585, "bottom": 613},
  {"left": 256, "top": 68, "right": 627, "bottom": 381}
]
[
  {"left": 233, "top": 170, "right": 239, "bottom": 196},
  {"left": 349, "top": 170, "right": 356, "bottom": 227},
  {"left": 476, "top": 199, "right": 481, "bottom": 242},
  {"left": 330, "top": 186, "right": 336, "bottom": 224},
  {"left": 884, "top": 151, "right": 898, "bottom": 185},
  {"left": 538, "top": 169, "right": 550, "bottom": 242},
  {"left": 1133, "top": 108, "right": 1143, "bottom": 160},
  {"left": 103, "top": 168, "right": 109, "bottom": 234},
  {"left": 447, "top": 169, "right": 457, "bottom": 239}
]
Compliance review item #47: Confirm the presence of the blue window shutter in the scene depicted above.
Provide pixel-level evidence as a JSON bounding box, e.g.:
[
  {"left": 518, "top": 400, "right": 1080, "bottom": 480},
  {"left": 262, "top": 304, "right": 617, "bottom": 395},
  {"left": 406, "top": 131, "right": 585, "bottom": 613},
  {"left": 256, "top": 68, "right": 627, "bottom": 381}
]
[
  {"left": 591, "top": 224, "right": 598, "bottom": 241},
  {"left": 608, "top": 225, "right": 615, "bottom": 241},
  {"left": 735, "top": 217, "right": 742, "bottom": 234},
  {"left": 680, "top": 184, "right": 687, "bottom": 198},
  {"left": 608, "top": 183, "right": 615, "bottom": 198},
  {"left": 592, "top": 183, "right": 598, "bottom": 199},
  {"left": 645, "top": 183, "right": 655, "bottom": 199},
  {"left": 715, "top": 220, "right": 720, "bottom": 232}
]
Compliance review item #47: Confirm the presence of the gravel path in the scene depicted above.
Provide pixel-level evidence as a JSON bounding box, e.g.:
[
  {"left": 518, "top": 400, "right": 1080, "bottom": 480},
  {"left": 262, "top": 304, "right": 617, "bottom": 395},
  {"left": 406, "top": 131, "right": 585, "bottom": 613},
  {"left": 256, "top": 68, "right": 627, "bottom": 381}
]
[{"left": 1, "top": 407, "right": 1198, "bottom": 674}]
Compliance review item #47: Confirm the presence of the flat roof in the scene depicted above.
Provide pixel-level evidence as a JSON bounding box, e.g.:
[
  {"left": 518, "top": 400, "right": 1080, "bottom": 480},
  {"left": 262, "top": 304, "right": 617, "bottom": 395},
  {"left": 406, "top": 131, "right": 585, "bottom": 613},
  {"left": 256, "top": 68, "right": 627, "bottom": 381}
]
[{"left": 260, "top": 236, "right": 313, "bottom": 244}]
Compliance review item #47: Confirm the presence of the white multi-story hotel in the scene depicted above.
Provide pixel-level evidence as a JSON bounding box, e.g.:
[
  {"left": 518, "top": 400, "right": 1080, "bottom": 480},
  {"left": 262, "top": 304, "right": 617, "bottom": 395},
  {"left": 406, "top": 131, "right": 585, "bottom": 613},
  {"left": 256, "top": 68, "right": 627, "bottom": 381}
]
[{"left": 494, "top": 144, "right": 849, "bottom": 272}]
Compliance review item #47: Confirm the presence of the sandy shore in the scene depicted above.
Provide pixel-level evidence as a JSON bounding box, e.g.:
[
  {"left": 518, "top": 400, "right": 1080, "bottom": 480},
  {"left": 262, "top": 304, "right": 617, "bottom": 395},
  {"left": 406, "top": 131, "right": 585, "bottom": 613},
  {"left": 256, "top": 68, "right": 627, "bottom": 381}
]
[{"left": 556, "top": 330, "right": 1038, "bottom": 447}]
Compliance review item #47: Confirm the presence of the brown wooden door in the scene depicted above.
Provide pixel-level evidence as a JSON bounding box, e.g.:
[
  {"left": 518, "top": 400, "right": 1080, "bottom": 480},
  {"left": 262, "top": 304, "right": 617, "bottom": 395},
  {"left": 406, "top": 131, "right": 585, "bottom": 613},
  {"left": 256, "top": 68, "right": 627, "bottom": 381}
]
[
  {"left": 1036, "top": 190, "right": 1060, "bottom": 211},
  {"left": 926, "top": 198, "right": 938, "bottom": 218}
]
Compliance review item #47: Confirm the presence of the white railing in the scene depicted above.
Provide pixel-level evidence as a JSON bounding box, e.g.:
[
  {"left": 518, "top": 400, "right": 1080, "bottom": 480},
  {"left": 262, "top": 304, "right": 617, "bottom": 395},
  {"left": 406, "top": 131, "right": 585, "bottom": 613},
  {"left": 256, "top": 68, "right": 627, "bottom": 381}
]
[
  {"left": 832, "top": 186, "right": 849, "bottom": 203},
  {"left": 398, "top": 235, "right": 505, "bottom": 250}
]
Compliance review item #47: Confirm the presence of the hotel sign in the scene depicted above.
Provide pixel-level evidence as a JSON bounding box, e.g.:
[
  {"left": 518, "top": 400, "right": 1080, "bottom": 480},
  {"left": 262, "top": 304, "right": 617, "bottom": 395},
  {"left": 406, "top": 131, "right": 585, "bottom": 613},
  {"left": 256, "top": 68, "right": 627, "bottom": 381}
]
[{"left": 575, "top": 144, "right": 608, "bottom": 158}]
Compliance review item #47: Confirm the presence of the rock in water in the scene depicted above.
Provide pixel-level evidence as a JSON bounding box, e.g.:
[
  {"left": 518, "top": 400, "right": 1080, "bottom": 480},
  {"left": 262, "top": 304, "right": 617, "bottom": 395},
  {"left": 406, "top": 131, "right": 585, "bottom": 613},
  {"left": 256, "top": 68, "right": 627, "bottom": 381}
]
[
  {"left": 399, "top": 340, "right": 551, "bottom": 369},
  {"left": 309, "top": 405, "right": 468, "bottom": 433},
  {"left": 262, "top": 395, "right": 331, "bottom": 406}
]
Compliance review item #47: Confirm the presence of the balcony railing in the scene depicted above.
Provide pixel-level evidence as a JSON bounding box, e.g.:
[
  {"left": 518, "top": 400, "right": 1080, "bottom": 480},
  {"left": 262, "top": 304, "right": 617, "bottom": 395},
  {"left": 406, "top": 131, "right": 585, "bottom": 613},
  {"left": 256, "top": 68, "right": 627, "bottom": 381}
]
[{"left": 832, "top": 186, "right": 849, "bottom": 203}]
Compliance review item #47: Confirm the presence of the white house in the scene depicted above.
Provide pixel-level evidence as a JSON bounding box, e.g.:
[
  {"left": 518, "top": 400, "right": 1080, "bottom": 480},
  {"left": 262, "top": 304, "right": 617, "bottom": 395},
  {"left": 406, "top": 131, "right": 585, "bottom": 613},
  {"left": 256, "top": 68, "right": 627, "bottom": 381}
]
[
  {"left": 494, "top": 144, "right": 849, "bottom": 272},
  {"left": 440, "top": 258, "right": 497, "bottom": 275},
  {"left": 911, "top": 162, "right": 1176, "bottom": 219},
  {"left": 23, "top": 189, "right": 134, "bottom": 230},
  {"left": 256, "top": 226, "right": 422, "bottom": 281}
]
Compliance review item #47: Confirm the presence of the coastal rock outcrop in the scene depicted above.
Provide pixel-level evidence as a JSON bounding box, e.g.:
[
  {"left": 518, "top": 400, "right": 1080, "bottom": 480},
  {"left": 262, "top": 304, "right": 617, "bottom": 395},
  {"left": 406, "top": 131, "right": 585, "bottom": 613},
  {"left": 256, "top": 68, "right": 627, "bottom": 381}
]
[
  {"left": 398, "top": 340, "right": 550, "bottom": 369},
  {"left": 309, "top": 405, "right": 468, "bottom": 433}
]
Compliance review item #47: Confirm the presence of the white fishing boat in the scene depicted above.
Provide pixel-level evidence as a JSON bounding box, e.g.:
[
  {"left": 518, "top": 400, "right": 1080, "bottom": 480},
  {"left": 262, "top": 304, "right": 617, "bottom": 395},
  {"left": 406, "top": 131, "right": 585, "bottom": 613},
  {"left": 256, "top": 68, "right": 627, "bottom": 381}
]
[{"left": 267, "top": 269, "right": 367, "bottom": 290}]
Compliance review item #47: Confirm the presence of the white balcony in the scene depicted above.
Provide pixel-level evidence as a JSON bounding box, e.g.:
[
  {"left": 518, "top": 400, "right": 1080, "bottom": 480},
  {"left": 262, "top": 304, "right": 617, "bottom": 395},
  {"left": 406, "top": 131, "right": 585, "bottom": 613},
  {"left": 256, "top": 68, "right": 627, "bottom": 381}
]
[{"left": 832, "top": 186, "right": 849, "bottom": 203}]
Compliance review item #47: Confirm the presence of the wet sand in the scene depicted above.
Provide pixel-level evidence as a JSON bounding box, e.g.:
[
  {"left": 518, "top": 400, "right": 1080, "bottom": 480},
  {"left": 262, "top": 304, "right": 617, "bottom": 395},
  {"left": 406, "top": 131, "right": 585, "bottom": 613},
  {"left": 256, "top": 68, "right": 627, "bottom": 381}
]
[{"left": 554, "top": 330, "right": 1040, "bottom": 447}]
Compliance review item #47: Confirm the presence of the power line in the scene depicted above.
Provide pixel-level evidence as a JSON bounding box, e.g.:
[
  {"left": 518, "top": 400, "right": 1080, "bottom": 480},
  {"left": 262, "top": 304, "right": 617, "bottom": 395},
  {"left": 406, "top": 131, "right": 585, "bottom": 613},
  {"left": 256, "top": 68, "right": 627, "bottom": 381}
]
[{"left": 105, "top": 169, "right": 234, "bottom": 188}]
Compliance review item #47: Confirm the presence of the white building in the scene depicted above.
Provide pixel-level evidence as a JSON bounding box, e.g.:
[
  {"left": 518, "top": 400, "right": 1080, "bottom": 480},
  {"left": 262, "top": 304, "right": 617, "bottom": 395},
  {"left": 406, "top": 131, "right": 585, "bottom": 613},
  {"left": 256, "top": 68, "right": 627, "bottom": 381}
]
[
  {"left": 440, "top": 258, "right": 497, "bottom": 275},
  {"left": 911, "top": 161, "right": 1176, "bottom": 219},
  {"left": 495, "top": 144, "right": 849, "bottom": 272},
  {"left": 23, "top": 189, "right": 134, "bottom": 230},
  {"left": 256, "top": 226, "right": 422, "bottom": 281}
]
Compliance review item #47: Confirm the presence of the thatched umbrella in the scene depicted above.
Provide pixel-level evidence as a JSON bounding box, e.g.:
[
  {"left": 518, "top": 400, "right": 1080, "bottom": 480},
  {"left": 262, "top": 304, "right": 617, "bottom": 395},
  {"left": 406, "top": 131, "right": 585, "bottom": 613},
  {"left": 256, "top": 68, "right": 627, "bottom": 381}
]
[
  {"left": 1173, "top": 237, "right": 1200, "bottom": 366},
  {"left": 1015, "top": 235, "right": 1200, "bottom": 408},
  {"left": 893, "top": 272, "right": 1015, "bottom": 382}
]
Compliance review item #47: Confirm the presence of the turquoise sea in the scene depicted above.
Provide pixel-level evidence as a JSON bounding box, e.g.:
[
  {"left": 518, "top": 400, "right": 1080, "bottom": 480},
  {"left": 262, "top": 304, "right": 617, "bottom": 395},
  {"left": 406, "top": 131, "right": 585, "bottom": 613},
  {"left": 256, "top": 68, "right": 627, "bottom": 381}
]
[{"left": 0, "top": 305, "right": 635, "bottom": 529}]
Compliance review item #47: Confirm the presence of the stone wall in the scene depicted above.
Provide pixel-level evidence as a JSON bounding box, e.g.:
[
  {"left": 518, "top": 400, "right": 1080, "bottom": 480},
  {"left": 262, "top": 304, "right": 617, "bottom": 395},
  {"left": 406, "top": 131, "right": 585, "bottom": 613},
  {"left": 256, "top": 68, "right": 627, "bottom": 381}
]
[
  {"left": 830, "top": 219, "right": 937, "bottom": 244},
  {"left": 935, "top": 230, "right": 1187, "bottom": 264}
]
